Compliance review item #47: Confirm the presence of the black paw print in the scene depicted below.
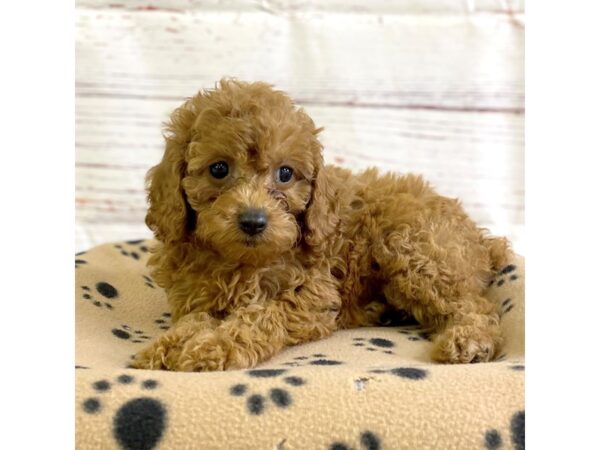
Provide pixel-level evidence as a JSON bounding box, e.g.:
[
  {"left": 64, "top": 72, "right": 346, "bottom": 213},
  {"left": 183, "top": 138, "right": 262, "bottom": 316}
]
[
  {"left": 368, "top": 366, "right": 429, "bottom": 380},
  {"left": 510, "top": 362, "right": 525, "bottom": 371},
  {"left": 282, "top": 353, "right": 343, "bottom": 367},
  {"left": 489, "top": 264, "right": 520, "bottom": 287},
  {"left": 483, "top": 410, "right": 524, "bottom": 450},
  {"left": 112, "top": 325, "right": 152, "bottom": 343},
  {"left": 501, "top": 298, "right": 515, "bottom": 316},
  {"left": 397, "top": 327, "right": 432, "bottom": 342},
  {"left": 143, "top": 275, "right": 156, "bottom": 289},
  {"left": 114, "top": 240, "right": 150, "bottom": 261},
  {"left": 80, "top": 282, "right": 119, "bottom": 310},
  {"left": 329, "top": 430, "right": 382, "bottom": 450},
  {"left": 153, "top": 313, "right": 171, "bottom": 331},
  {"left": 81, "top": 374, "right": 166, "bottom": 450},
  {"left": 229, "top": 369, "right": 306, "bottom": 416},
  {"left": 352, "top": 337, "right": 398, "bottom": 354},
  {"left": 126, "top": 239, "right": 151, "bottom": 253}
]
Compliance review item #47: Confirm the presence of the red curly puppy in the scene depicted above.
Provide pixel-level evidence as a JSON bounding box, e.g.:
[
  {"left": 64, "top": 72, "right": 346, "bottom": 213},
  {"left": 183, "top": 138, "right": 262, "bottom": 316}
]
[{"left": 132, "top": 79, "right": 511, "bottom": 371}]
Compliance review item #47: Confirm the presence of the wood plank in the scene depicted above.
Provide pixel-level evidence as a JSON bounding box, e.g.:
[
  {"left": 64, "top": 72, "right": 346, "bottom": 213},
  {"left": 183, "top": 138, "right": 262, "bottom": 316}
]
[
  {"left": 76, "top": 11, "right": 524, "bottom": 111},
  {"left": 76, "top": 97, "right": 523, "bottom": 246},
  {"left": 76, "top": 0, "right": 524, "bottom": 14}
]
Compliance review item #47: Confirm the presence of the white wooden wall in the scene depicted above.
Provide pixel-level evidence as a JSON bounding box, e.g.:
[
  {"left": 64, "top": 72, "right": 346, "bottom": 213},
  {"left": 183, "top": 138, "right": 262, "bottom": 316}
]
[{"left": 75, "top": 0, "right": 524, "bottom": 252}]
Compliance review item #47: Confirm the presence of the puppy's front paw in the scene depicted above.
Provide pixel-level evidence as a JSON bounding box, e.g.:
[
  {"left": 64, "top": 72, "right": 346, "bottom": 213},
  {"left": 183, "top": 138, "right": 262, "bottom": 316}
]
[
  {"left": 431, "top": 325, "right": 499, "bottom": 364},
  {"left": 175, "top": 335, "right": 231, "bottom": 372},
  {"left": 130, "top": 338, "right": 185, "bottom": 371}
]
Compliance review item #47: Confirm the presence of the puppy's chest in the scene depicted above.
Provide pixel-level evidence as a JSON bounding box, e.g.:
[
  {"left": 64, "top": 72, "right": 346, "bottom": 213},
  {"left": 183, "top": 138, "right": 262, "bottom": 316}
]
[{"left": 198, "top": 265, "right": 298, "bottom": 313}]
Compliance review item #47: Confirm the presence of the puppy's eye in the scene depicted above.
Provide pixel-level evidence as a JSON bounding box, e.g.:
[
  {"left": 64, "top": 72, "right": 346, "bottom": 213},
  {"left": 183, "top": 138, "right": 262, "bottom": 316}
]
[
  {"left": 209, "top": 161, "right": 229, "bottom": 179},
  {"left": 276, "top": 166, "right": 294, "bottom": 184}
]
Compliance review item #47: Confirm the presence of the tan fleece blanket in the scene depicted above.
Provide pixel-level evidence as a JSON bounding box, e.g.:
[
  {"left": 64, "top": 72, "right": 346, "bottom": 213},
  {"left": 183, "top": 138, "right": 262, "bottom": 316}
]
[{"left": 75, "top": 240, "right": 524, "bottom": 450}]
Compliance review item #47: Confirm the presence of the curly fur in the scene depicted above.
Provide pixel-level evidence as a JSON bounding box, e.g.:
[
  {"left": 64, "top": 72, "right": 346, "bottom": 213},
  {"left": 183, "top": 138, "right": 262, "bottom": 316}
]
[{"left": 132, "top": 79, "right": 512, "bottom": 371}]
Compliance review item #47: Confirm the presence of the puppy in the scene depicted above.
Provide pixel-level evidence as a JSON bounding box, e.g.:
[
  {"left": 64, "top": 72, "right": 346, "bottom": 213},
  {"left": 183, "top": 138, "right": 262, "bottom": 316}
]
[{"left": 132, "top": 79, "right": 511, "bottom": 371}]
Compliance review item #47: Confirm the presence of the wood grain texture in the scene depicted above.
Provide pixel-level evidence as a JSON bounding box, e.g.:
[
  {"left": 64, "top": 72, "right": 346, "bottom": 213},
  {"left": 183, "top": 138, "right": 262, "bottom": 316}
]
[
  {"left": 75, "top": 0, "right": 524, "bottom": 252},
  {"left": 76, "top": 0, "right": 524, "bottom": 14}
]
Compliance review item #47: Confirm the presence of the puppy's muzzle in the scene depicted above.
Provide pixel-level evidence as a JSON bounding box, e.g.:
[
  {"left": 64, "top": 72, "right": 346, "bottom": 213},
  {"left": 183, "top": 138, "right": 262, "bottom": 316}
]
[{"left": 238, "top": 208, "right": 268, "bottom": 236}]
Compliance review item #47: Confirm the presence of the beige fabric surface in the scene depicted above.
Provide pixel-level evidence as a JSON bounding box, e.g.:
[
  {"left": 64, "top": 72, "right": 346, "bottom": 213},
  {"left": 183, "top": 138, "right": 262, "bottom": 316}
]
[{"left": 75, "top": 240, "right": 524, "bottom": 450}]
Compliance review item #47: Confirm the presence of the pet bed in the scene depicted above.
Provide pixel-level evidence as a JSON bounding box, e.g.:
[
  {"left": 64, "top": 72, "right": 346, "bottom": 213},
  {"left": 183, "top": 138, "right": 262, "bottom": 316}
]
[{"left": 75, "top": 240, "right": 524, "bottom": 450}]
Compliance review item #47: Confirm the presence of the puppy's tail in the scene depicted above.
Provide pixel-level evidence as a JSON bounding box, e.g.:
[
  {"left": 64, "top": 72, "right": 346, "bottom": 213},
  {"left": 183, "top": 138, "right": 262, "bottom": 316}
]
[{"left": 482, "top": 234, "right": 513, "bottom": 272}]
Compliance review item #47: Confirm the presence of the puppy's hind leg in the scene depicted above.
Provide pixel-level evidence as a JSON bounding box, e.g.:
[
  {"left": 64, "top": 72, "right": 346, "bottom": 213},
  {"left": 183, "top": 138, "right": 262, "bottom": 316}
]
[
  {"left": 428, "top": 295, "right": 502, "bottom": 364},
  {"left": 382, "top": 269, "right": 502, "bottom": 364}
]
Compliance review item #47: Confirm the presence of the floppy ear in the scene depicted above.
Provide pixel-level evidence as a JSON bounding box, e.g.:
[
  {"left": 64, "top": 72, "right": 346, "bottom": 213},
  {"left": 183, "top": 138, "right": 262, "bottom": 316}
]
[
  {"left": 303, "top": 158, "right": 340, "bottom": 250},
  {"left": 145, "top": 103, "right": 198, "bottom": 244}
]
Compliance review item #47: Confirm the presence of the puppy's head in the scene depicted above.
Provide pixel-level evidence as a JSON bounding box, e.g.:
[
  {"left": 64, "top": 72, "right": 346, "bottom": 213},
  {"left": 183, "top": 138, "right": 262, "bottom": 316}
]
[{"left": 146, "top": 80, "right": 336, "bottom": 263}]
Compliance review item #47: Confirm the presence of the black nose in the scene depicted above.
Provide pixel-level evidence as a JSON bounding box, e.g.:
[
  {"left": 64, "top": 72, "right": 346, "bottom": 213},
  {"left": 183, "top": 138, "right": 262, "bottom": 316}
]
[{"left": 238, "top": 209, "right": 268, "bottom": 236}]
